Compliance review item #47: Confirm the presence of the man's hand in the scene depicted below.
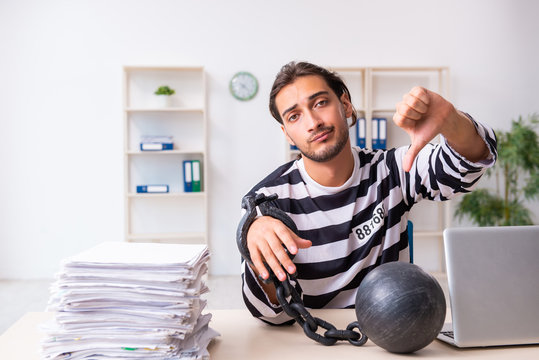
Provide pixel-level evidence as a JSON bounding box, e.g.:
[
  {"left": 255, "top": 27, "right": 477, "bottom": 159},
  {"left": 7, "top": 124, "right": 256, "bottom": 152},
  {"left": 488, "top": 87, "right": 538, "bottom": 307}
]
[
  {"left": 247, "top": 216, "right": 312, "bottom": 282},
  {"left": 393, "top": 86, "right": 457, "bottom": 172},
  {"left": 393, "top": 86, "right": 490, "bottom": 172}
]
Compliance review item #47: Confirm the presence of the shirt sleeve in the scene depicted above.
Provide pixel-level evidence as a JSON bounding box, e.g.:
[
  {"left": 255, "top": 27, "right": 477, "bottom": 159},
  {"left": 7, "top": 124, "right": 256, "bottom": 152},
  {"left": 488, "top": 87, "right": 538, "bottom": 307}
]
[
  {"left": 395, "top": 117, "right": 498, "bottom": 205},
  {"left": 241, "top": 259, "right": 299, "bottom": 325}
]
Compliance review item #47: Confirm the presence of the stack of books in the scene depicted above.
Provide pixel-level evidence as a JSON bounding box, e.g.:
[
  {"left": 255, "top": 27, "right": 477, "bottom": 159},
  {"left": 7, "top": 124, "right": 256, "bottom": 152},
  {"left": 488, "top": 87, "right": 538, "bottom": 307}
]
[{"left": 41, "top": 242, "right": 219, "bottom": 359}]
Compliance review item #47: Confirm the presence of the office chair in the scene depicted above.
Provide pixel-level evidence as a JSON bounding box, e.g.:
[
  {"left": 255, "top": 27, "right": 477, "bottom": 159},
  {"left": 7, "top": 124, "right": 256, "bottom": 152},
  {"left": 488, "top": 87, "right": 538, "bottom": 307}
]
[{"left": 407, "top": 220, "right": 414, "bottom": 264}]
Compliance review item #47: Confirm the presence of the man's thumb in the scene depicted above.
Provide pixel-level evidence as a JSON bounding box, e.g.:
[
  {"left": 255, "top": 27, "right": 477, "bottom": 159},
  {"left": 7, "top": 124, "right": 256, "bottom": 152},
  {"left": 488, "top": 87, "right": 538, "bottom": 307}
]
[{"left": 403, "top": 143, "right": 422, "bottom": 172}]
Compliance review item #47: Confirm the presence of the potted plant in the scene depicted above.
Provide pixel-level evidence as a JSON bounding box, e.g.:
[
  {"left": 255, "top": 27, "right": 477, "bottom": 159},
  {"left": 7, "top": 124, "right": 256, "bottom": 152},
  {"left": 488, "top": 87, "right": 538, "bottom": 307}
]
[
  {"left": 154, "top": 85, "right": 176, "bottom": 107},
  {"left": 454, "top": 113, "right": 539, "bottom": 226}
]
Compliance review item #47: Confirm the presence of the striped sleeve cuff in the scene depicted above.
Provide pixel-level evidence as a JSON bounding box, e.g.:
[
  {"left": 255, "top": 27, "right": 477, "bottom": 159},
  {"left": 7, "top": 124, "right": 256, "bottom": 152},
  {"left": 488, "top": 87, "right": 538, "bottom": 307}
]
[
  {"left": 441, "top": 114, "right": 497, "bottom": 170},
  {"left": 241, "top": 260, "right": 295, "bottom": 325}
]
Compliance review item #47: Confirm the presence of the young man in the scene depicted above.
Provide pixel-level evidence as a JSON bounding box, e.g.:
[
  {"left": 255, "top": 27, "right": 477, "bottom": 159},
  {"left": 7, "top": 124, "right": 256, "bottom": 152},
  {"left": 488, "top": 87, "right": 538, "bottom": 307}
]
[{"left": 240, "top": 62, "right": 497, "bottom": 325}]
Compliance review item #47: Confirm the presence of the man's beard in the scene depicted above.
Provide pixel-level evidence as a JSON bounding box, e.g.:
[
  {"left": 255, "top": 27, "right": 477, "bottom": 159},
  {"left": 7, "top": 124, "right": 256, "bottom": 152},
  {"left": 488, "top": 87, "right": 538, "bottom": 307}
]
[{"left": 298, "top": 124, "right": 349, "bottom": 162}]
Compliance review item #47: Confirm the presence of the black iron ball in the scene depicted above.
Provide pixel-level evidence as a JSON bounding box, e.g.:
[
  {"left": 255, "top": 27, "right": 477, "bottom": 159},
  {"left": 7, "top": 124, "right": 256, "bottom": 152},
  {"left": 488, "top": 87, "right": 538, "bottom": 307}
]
[{"left": 355, "top": 262, "right": 446, "bottom": 353}]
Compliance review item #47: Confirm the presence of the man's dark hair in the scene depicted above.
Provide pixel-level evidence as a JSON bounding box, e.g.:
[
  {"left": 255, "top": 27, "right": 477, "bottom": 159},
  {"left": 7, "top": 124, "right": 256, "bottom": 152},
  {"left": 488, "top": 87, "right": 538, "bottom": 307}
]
[{"left": 269, "top": 61, "right": 357, "bottom": 126}]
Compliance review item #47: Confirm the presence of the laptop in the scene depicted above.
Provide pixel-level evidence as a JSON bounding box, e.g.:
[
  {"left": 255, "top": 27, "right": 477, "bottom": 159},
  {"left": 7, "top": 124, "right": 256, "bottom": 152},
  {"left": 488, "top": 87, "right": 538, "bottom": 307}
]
[{"left": 437, "top": 225, "right": 539, "bottom": 347}]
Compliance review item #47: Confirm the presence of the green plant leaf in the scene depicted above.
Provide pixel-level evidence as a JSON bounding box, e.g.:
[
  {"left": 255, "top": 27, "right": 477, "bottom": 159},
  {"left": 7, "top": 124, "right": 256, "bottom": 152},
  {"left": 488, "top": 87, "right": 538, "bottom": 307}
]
[
  {"left": 454, "top": 113, "right": 538, "bottom": 226},
  {"left": 154, "top": 85, "right": 175, "bottom": 95},
  {"left": 502, "top": 200, "right": 534, "bottom": 226},
  {"left": 524, "top": 169, "right": 539, "bottom": 199},
  {"left": 454, "top": 189, "right": 505, "bottom": 226}
]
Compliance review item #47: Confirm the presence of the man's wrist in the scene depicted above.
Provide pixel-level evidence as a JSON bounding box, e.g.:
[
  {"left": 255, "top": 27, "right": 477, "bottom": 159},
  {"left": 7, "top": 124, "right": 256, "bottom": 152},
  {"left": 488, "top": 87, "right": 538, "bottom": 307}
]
[
  {"left": 442, "top": 109, "right": 469, "bottom": 142},
  {"left": 248, "top": 262, "right": 279, "bottom": 305},
  {"left": 444, "top": 111, "right": 491, "bottom": 162}
]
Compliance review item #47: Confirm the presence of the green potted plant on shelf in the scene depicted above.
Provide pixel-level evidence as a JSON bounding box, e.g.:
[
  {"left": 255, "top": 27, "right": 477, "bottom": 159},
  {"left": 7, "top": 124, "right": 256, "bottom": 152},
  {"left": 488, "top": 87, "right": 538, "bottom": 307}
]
[
  {"left": 154, "top": 85, "right": 176, "bottom": 107},
  {"left": 454, "top": 113, "right": 539, "bottom": 226}
]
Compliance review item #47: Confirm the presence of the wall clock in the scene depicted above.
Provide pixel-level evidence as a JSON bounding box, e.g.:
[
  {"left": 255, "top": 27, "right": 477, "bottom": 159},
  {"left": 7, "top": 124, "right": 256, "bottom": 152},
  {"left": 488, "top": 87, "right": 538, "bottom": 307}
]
[{"left": 229, "top": 71, "right": 258, "bottom": 101}]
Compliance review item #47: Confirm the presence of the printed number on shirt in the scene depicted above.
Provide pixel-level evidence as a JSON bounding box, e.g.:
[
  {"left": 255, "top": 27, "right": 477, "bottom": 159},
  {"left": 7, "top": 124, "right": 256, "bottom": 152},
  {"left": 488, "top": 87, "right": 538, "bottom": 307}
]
[{"left": 352, "top": 202, "right": 385, "bottom": 247}]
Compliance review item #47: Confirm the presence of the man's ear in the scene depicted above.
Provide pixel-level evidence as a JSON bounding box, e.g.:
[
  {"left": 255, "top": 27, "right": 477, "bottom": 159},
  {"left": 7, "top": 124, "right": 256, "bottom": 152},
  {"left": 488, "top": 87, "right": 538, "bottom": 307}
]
[
  {"left": 340, "top": 92, "right": 353, "bottom": 118},
  {"left": 281, "top": 125, "right": 295, "bottom": 146}
]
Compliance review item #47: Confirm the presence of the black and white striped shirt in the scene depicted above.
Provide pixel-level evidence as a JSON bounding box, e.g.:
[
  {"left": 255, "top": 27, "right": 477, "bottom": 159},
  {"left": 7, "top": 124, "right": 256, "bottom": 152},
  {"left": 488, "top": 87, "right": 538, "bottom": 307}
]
[{"left": 241, "top": 119, "right": 497, "bottom": 325}]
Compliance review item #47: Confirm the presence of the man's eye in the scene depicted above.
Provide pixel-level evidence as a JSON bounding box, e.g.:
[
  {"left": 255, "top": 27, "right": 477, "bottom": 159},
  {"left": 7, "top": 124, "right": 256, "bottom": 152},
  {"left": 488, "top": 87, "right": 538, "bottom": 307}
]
[
  {"left": 315, "top": 100, "right": 327, "bottom": 107},
  {"left": 288, "top": 114, "right": 299, "bottom": 122}
]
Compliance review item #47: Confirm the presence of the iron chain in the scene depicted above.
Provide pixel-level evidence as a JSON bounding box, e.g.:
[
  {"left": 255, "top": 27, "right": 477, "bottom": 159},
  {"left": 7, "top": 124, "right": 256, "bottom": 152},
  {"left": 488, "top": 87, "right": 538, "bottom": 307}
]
[
  {"left": 237, "top": 193, "right": 368, "bottom": 347},
  {"left": 274, "top": 275, "right": 367, "bottom": 346}
]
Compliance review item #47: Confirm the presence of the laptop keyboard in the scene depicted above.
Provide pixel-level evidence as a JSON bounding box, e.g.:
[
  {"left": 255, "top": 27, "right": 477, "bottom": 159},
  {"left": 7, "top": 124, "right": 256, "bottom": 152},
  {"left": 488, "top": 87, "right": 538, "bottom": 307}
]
[{"left": 441, "top": 331, "right": 454, "bottom": 339}]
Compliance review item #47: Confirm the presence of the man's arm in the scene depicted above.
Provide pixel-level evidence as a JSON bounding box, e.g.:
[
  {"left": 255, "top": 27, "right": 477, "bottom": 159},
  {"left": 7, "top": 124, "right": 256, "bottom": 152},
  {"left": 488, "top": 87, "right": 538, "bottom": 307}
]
[{"left": 393, "top": 86, "right": 491, "bottom": 172}]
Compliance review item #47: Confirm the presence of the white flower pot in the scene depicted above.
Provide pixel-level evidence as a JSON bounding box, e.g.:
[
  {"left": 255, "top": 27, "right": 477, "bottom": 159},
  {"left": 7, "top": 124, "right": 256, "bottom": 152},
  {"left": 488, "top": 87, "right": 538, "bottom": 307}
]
[{"left": 156, "top": 95, "right": 172, "bottom": 108}]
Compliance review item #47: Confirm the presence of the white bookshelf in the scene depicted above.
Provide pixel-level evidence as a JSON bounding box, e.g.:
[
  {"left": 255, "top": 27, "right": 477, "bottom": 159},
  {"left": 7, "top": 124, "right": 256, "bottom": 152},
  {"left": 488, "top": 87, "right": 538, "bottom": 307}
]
[{"left": 123, "top": 66, "right": 208, "bottom": 244}]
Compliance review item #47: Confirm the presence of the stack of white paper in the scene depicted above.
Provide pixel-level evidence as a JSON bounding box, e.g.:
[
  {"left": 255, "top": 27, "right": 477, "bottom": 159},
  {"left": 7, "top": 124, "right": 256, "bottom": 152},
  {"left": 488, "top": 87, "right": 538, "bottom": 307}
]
[{"left": 41, "top": 242, "right": 219, "bottom": 360}]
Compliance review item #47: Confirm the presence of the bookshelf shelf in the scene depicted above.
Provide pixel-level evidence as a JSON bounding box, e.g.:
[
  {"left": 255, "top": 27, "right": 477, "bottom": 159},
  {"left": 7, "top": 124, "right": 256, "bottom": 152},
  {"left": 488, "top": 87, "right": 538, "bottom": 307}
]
[
  {"left": 126, "top": 150, "right": 205, "bottom": 155},
  {"left": 123, "top": 66, "right": 208, "bottom": 245},
  {"left": 126, "top": 232, "right": 206, "bottom": 243},
  {"left": 414, "top": 231, "right": 443, "bottom": 238},
  {"left": 125, "top": 108, "right": 205, "bottom": 113},
  {"left": 127, "top": 192, "right": 206, "bottom": 198},
  {"left": 124, "top": 65, "right": 204, "bottom": 72}
]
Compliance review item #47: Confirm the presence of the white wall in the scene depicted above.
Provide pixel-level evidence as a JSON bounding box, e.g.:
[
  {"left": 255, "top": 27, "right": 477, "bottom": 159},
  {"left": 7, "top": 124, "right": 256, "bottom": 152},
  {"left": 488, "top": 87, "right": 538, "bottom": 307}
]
[{"left": 1, "top": 0, "right": 538, "bottom": 278}]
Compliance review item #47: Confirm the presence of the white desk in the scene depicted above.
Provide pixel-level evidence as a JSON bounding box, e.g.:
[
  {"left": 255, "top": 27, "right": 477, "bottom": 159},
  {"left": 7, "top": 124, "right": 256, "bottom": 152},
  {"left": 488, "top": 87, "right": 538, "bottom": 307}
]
[{"left": 1, "top": 309, "right": 538, "bottom": 359}]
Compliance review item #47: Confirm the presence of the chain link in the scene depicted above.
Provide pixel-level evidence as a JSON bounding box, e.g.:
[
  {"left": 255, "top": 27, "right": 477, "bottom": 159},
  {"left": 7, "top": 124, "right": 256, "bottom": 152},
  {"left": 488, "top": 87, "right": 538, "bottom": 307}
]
[
  {"left": 303, "top": 317, "right": 337, "bottom": 346},
  {"left": 274, "top": 276, "right": 367, "bottom": 346},
  {"left": 345, "top": 322, "right": 369, "bottom": 346}
]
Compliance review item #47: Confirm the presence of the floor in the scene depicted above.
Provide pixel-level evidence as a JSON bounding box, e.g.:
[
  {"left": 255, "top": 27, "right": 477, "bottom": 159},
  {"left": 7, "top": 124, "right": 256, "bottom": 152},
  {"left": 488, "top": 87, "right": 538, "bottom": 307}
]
[{"left": 0, "top": 273, "right": 449, "bottom": 335}]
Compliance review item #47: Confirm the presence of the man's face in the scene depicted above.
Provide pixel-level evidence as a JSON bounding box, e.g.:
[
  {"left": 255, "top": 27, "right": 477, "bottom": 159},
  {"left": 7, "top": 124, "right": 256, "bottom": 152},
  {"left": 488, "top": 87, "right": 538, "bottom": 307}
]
[{"left": 276, "top": 75, "right": 352, "bottom": 162}]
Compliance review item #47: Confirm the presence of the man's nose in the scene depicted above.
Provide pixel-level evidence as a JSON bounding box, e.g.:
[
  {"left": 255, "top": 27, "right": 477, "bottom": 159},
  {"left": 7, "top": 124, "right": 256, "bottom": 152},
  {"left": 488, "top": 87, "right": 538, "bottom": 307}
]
[{"left": 305, "top": 111, "right": 323, "bottom": 131}]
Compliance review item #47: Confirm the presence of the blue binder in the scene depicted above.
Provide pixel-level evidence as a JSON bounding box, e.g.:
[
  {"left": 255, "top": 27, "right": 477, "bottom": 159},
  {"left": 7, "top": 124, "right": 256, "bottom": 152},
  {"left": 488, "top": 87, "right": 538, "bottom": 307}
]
[
  {"left": 183, "top": 160, "right": 193, "bottom": 192},
  {"left": 356, "top": 117, "right": 366, "bottom": 148},
  {"left": 140, "top": 142, "right": 173, "bottom": 151},
  {"left": 378, "top": 117, "right": 387, "bottom": 149},
  {"left": 140, "top": 135, "right": 173, "bottom": 151},
  {"left": 371, "top": 117, "right": 380, "bottom": 149},
  {"left": 136, "top": 185, "right": 169, "bottom": 193}
]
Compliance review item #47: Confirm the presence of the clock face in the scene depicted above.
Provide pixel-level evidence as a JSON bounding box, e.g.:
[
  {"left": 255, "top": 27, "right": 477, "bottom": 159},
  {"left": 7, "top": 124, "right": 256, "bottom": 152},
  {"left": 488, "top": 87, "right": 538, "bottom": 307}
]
[{"left": 229, "top": 72, "right": 258, "bottom": 101}]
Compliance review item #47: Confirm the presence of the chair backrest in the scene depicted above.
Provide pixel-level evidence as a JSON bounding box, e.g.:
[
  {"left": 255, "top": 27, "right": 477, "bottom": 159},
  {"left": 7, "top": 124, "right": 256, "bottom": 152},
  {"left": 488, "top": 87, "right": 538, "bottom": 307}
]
[{"left": 407, "top": 220, "right": 414, "bottom": 263}]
